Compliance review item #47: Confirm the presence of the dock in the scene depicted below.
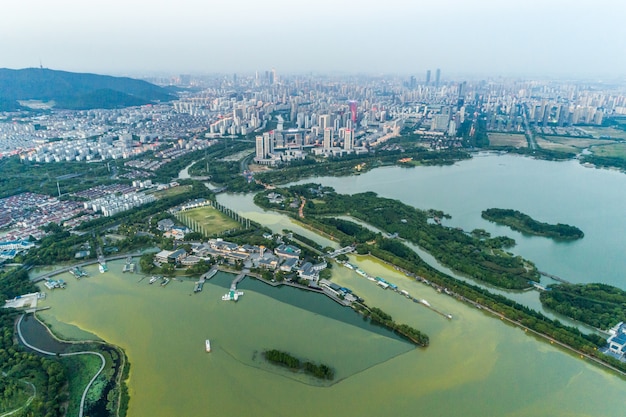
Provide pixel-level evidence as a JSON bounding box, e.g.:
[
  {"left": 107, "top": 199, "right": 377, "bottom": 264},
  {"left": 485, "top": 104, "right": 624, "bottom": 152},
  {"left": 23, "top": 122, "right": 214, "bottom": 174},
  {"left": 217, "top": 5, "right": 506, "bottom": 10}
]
[
  {"left": 230, "top": 269, "right": 248, "bottom": 291},
  {"left": 194, "top": 266, "right": 218, "bottom": 293}
]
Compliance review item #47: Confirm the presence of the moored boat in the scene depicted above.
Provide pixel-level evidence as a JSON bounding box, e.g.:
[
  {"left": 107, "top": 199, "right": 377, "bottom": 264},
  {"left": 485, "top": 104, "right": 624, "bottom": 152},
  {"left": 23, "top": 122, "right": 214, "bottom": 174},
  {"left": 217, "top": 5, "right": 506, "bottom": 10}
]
[{"left": 205, "top": 339, "right": 211, "bottom": 352}]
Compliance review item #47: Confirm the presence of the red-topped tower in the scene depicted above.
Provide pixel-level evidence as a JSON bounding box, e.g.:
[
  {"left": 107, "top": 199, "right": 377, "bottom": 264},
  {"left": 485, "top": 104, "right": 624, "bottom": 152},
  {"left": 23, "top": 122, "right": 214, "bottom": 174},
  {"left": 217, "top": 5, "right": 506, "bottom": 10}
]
[{"left": 348, "top": 100, "right": 357, "bottom": 124}]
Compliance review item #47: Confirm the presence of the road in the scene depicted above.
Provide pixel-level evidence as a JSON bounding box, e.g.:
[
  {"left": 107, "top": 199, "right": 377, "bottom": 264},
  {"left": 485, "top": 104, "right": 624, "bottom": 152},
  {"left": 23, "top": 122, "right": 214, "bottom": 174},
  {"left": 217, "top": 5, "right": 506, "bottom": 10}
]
[{"left": 522, "top": 104, "right": 538, "bottom": 150}]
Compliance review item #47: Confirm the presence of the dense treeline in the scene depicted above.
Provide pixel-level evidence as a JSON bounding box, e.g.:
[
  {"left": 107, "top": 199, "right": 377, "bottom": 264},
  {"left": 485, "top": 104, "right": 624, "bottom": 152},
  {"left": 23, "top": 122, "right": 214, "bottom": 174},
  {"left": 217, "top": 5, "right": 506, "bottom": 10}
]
[
  {"left": 0, "top": 310, "right": 67, "bottom": 417},
  {"left": 353, "top": 305, "right": 430, "bottom": 347},
  {"left": 482, "top": 208, "right": 584, "bottom": 240},
  {"left": 263, "top": 349, "right": 334, "bottom": 380},
  {"left": 580, "top": 154, "right": 626, "bottom": 171},
  {"left": 254, "top": 149, "right": 470, "bottom": 186},
  {"left": 540, "top": 283, "right": 626, "bottom": 330},
  {"left": 0, "top": 268, "right": 38, "bottom": 300}
]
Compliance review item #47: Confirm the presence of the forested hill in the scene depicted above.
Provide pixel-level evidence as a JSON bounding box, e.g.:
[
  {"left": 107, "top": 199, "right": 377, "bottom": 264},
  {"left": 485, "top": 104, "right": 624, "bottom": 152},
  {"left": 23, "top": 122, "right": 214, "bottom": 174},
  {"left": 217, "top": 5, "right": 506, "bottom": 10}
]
[{"left": 0, "top": 68, "right": 176, "bottom": 110}]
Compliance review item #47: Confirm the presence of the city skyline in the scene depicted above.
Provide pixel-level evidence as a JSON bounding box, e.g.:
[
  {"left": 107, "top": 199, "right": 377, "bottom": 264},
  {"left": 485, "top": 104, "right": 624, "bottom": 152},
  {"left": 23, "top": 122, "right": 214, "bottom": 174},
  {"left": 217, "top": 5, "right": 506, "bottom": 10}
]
[{"left": 2, "top": 0, "right": 626, "bottom": 78}]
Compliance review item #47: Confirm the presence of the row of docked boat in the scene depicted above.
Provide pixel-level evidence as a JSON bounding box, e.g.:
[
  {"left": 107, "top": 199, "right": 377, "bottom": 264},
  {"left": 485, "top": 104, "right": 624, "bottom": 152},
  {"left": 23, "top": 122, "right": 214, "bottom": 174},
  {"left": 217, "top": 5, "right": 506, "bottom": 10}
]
[{"left": 148, "top": 275, "right": 171, "bottom": 286}]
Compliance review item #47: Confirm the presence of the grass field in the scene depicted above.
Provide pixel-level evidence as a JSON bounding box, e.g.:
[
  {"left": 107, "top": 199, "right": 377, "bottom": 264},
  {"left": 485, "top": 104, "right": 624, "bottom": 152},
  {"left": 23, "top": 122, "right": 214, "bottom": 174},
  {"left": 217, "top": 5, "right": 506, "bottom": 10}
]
[
  {"left": 487, "top": 133, "right": 528, "bottom": 148},
  {"left": 578, "top": 126, "right": 626, "bottom": 140},
  {"left": 590, "top": 142, "right": 626, "bottom": 159},
  {"left": 543, "top": 136, "right": 616, "bottom": 148},
  {"left": 535, "top": 138, "right": 578, "bottom": 153},
  {"left": 177, "top": 205, "right": 242, "bottom": 236},
  {"left": 152, "top": 185, "right": 192, "bottom": 199}
]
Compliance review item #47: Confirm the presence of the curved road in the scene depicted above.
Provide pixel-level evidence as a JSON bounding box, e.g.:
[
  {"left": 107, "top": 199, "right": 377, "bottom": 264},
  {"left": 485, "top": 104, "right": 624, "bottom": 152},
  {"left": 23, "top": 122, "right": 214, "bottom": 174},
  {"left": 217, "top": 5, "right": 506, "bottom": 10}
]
[{"left": 16, "top": 315, "right": 106, "bottom": 417}]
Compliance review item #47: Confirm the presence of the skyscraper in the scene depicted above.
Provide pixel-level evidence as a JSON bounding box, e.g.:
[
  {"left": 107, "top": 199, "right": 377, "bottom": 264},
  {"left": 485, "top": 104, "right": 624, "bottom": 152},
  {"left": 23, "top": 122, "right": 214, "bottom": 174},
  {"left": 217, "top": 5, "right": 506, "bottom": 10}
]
[
  {"left": 255, "top": 135, "right": 265, "bottom": 160},
  {"left": 426, "top": 70, "right": 431, "bottom": 85},
  {"left": 344, "top": 129, "right": 353, "bottom": 151},
  {"left": 348, "top": 100, "right": 357, "bottom": 123},
  {"left": 323, "top": 128, "right": 333, "bottom": 149},
  {"left": 318, "top": 114, "right": 331, "bottom": 130},
  {"left": 435, "top": 68, "right": 441, "bottom": 87}
]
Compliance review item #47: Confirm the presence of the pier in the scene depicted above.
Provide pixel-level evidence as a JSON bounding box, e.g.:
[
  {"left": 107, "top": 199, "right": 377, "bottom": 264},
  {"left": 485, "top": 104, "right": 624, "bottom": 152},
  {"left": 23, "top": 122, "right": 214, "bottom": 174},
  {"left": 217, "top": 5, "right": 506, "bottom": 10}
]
[
  {"left": 230, "top": 269, "right": 248, "bottom": 291},
  {"left": 194, "top": 266, "right": 218, "bottom": 293}
]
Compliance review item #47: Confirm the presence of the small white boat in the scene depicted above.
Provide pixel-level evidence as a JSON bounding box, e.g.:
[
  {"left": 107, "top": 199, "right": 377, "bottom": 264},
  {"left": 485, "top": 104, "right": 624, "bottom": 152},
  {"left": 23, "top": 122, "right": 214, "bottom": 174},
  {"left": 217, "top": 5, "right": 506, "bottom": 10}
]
[{"left": 205, "top": 339, "right": 211, "bottom": 352}]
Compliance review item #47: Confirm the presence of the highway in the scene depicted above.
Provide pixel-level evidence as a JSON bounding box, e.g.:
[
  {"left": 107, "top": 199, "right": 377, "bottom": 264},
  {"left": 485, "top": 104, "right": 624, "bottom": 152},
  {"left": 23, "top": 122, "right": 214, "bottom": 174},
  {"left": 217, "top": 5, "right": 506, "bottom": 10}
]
[{"left": 522, "top": 104, "right": 538, "bottom": 150}]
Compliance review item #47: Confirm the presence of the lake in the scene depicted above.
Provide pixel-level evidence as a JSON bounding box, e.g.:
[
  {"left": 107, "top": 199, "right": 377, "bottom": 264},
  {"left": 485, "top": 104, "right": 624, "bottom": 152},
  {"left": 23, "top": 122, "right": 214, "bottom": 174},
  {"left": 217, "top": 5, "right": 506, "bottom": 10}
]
[{"left": 38, "top": 154, "right": 626, "bottom": 416}]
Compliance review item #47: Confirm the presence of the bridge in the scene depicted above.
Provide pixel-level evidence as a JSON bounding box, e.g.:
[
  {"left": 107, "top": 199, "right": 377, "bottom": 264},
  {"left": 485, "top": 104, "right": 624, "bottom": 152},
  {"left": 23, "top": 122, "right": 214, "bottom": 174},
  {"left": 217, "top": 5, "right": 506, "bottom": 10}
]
[{"left": 327, "top": 246, "right": 355, "bottom": 258}]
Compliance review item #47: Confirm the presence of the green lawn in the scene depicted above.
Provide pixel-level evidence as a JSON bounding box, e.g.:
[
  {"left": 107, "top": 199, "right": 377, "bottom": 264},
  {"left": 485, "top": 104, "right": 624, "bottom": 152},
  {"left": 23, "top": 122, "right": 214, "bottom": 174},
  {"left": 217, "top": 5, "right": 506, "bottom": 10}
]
[
  {"left": 152, "top": 185, "right": 193, "bottom": 199},
  {"left": 591, "top": 142, "right": 626, "bottom": 159},
  {"left": 177, "top": 206, "right": 242, "bottom": 236}
]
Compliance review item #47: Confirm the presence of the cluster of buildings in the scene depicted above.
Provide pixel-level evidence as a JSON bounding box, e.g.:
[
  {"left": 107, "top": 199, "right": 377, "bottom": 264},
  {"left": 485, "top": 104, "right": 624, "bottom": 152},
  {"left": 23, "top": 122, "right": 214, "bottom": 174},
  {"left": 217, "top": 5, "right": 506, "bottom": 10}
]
[
  {"left": 0, "top": 192, "right": 86, "bottom": 241},
  {"left": 3, "top": 71, "right": 624, "bottom": 170},
  {"left": 84, "top": 191, "right": 156, "bottom": 217},
  {"left": 155, "top": 238, "right": 327, "bottom": 283}
]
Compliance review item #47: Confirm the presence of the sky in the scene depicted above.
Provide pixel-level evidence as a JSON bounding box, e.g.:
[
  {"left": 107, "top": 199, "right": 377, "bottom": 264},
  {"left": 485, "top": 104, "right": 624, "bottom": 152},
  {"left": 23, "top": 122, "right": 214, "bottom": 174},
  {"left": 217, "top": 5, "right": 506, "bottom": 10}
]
[{"left": 2, "top": 0, "right": 626, "bottom": 79}]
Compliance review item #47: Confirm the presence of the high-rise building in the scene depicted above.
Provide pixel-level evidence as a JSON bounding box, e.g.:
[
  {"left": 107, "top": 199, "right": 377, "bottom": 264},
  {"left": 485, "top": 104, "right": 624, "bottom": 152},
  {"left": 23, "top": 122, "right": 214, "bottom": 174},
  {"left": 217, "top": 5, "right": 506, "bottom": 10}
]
[
  {"left": 323, "top": 128, "right": 333, "bottom": 149},
  {"left": 435, "top": 68, "right": 441, "bottom": 87},
  {"left": 344, "top": 129, "right": 353, "bottom": 150},
  {"left": 255, "top": 135, "right": 265, "bottom": 160},
  {"left": 348, "top": 101, "right": 358, "bottom": 123},
  {"left": 426, "top": 70, "right": 431, "bottom": 85},
  {"left": 255, "top": 132, "right": 274, "bottom": 160},
  {"left": 318, "top": 114, "right": 331, "bottom": 130}
]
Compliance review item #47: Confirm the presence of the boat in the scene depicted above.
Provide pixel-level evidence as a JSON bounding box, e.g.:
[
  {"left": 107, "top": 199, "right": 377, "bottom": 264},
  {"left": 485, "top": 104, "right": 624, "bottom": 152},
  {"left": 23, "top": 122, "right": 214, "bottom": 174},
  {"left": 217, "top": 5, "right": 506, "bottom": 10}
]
[
  {"left": 161, "top": 278, "right": 170, "bottom": 287},
  {"left": 446, "top": 314, "right": 453, "bottom": 320},
  {"left": 149, "top": 276, "right": 159, "bottom": 284},
  {"left": 221, "top": 290, "right": 244, "bottom": 301},
  {"left": 99, "top": 262, "right": 108, "bottom": 273},
  {"left": 420, "top": 299, "right": 431, "bottom": 307},
  {"left": 205, "top": 339, "right": 211, "bottom": 352}
]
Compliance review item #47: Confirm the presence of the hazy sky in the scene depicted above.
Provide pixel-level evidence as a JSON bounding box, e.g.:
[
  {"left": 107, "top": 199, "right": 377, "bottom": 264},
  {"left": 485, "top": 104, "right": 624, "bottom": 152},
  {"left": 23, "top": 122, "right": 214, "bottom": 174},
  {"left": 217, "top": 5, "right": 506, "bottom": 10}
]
[{"left": 2, "top": 0, "right": 626, "bottom": 78}]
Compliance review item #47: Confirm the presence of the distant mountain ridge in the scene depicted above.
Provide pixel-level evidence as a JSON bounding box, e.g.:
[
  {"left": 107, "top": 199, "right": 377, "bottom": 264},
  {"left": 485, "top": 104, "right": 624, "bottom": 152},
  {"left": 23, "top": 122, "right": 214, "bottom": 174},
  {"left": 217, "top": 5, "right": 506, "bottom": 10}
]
[{"left": 0, "top": 68, "right": 176, "bottom": 110}]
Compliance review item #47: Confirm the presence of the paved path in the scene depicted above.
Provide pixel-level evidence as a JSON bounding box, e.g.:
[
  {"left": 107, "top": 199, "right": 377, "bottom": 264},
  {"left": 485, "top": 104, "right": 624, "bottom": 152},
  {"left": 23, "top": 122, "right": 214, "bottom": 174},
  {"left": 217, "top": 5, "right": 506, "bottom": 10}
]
[
  {"left": 0, "top": 380, "right": 36, "bottom": 417},
  {"left": 16, "top": 315, "right": 106, "bottom": 417}
]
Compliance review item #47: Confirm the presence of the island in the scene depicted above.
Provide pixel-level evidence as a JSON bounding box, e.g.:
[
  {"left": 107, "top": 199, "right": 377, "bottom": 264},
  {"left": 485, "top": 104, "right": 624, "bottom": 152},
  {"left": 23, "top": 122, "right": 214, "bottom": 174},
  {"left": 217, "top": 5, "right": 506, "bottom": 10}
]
[
  {"left": 481, "top": 208, "right": 584, "bottom": 240},
  {"left": 263, "top": 349, "right": 335, "bottom": 380}
]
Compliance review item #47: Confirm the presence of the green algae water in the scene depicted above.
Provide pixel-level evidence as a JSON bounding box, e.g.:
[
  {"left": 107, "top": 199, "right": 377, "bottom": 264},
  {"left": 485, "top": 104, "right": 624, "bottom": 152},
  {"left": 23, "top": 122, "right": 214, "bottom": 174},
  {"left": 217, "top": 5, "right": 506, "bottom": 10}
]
[{"left": 39, "top": 258, "right": 626, "bottom": 417}]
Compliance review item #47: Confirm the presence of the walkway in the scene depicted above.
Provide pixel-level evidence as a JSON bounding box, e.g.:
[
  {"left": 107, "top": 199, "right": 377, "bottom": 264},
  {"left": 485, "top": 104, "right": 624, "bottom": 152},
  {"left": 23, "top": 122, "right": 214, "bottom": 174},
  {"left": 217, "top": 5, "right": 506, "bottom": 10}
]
[
  {"left": 0, "top": 380, "right": 36, "bottom": 417},
  {"left": 16, "top": 315, "right": 106, "bottom": 417},
  {"left": 31, "top": 252, "right": 142, "bottom": 282}
]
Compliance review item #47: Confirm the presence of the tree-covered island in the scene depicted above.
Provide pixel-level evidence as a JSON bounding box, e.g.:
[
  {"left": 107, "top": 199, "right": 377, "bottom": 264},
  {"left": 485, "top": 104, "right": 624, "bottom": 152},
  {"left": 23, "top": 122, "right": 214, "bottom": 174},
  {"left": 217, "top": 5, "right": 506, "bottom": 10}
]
[
  {"left": 481, "top": 208, "right": 584, "bottom": 240},
  {"left": 263, "top": 349, "right": 335, "bottom": 380}
]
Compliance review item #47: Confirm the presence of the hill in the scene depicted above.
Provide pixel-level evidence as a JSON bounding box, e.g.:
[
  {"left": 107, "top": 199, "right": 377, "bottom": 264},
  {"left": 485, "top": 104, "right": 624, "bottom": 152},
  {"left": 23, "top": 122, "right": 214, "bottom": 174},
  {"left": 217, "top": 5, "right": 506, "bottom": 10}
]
[{"left": 0, "top": 68, "right": 176, "bottom": 110}]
